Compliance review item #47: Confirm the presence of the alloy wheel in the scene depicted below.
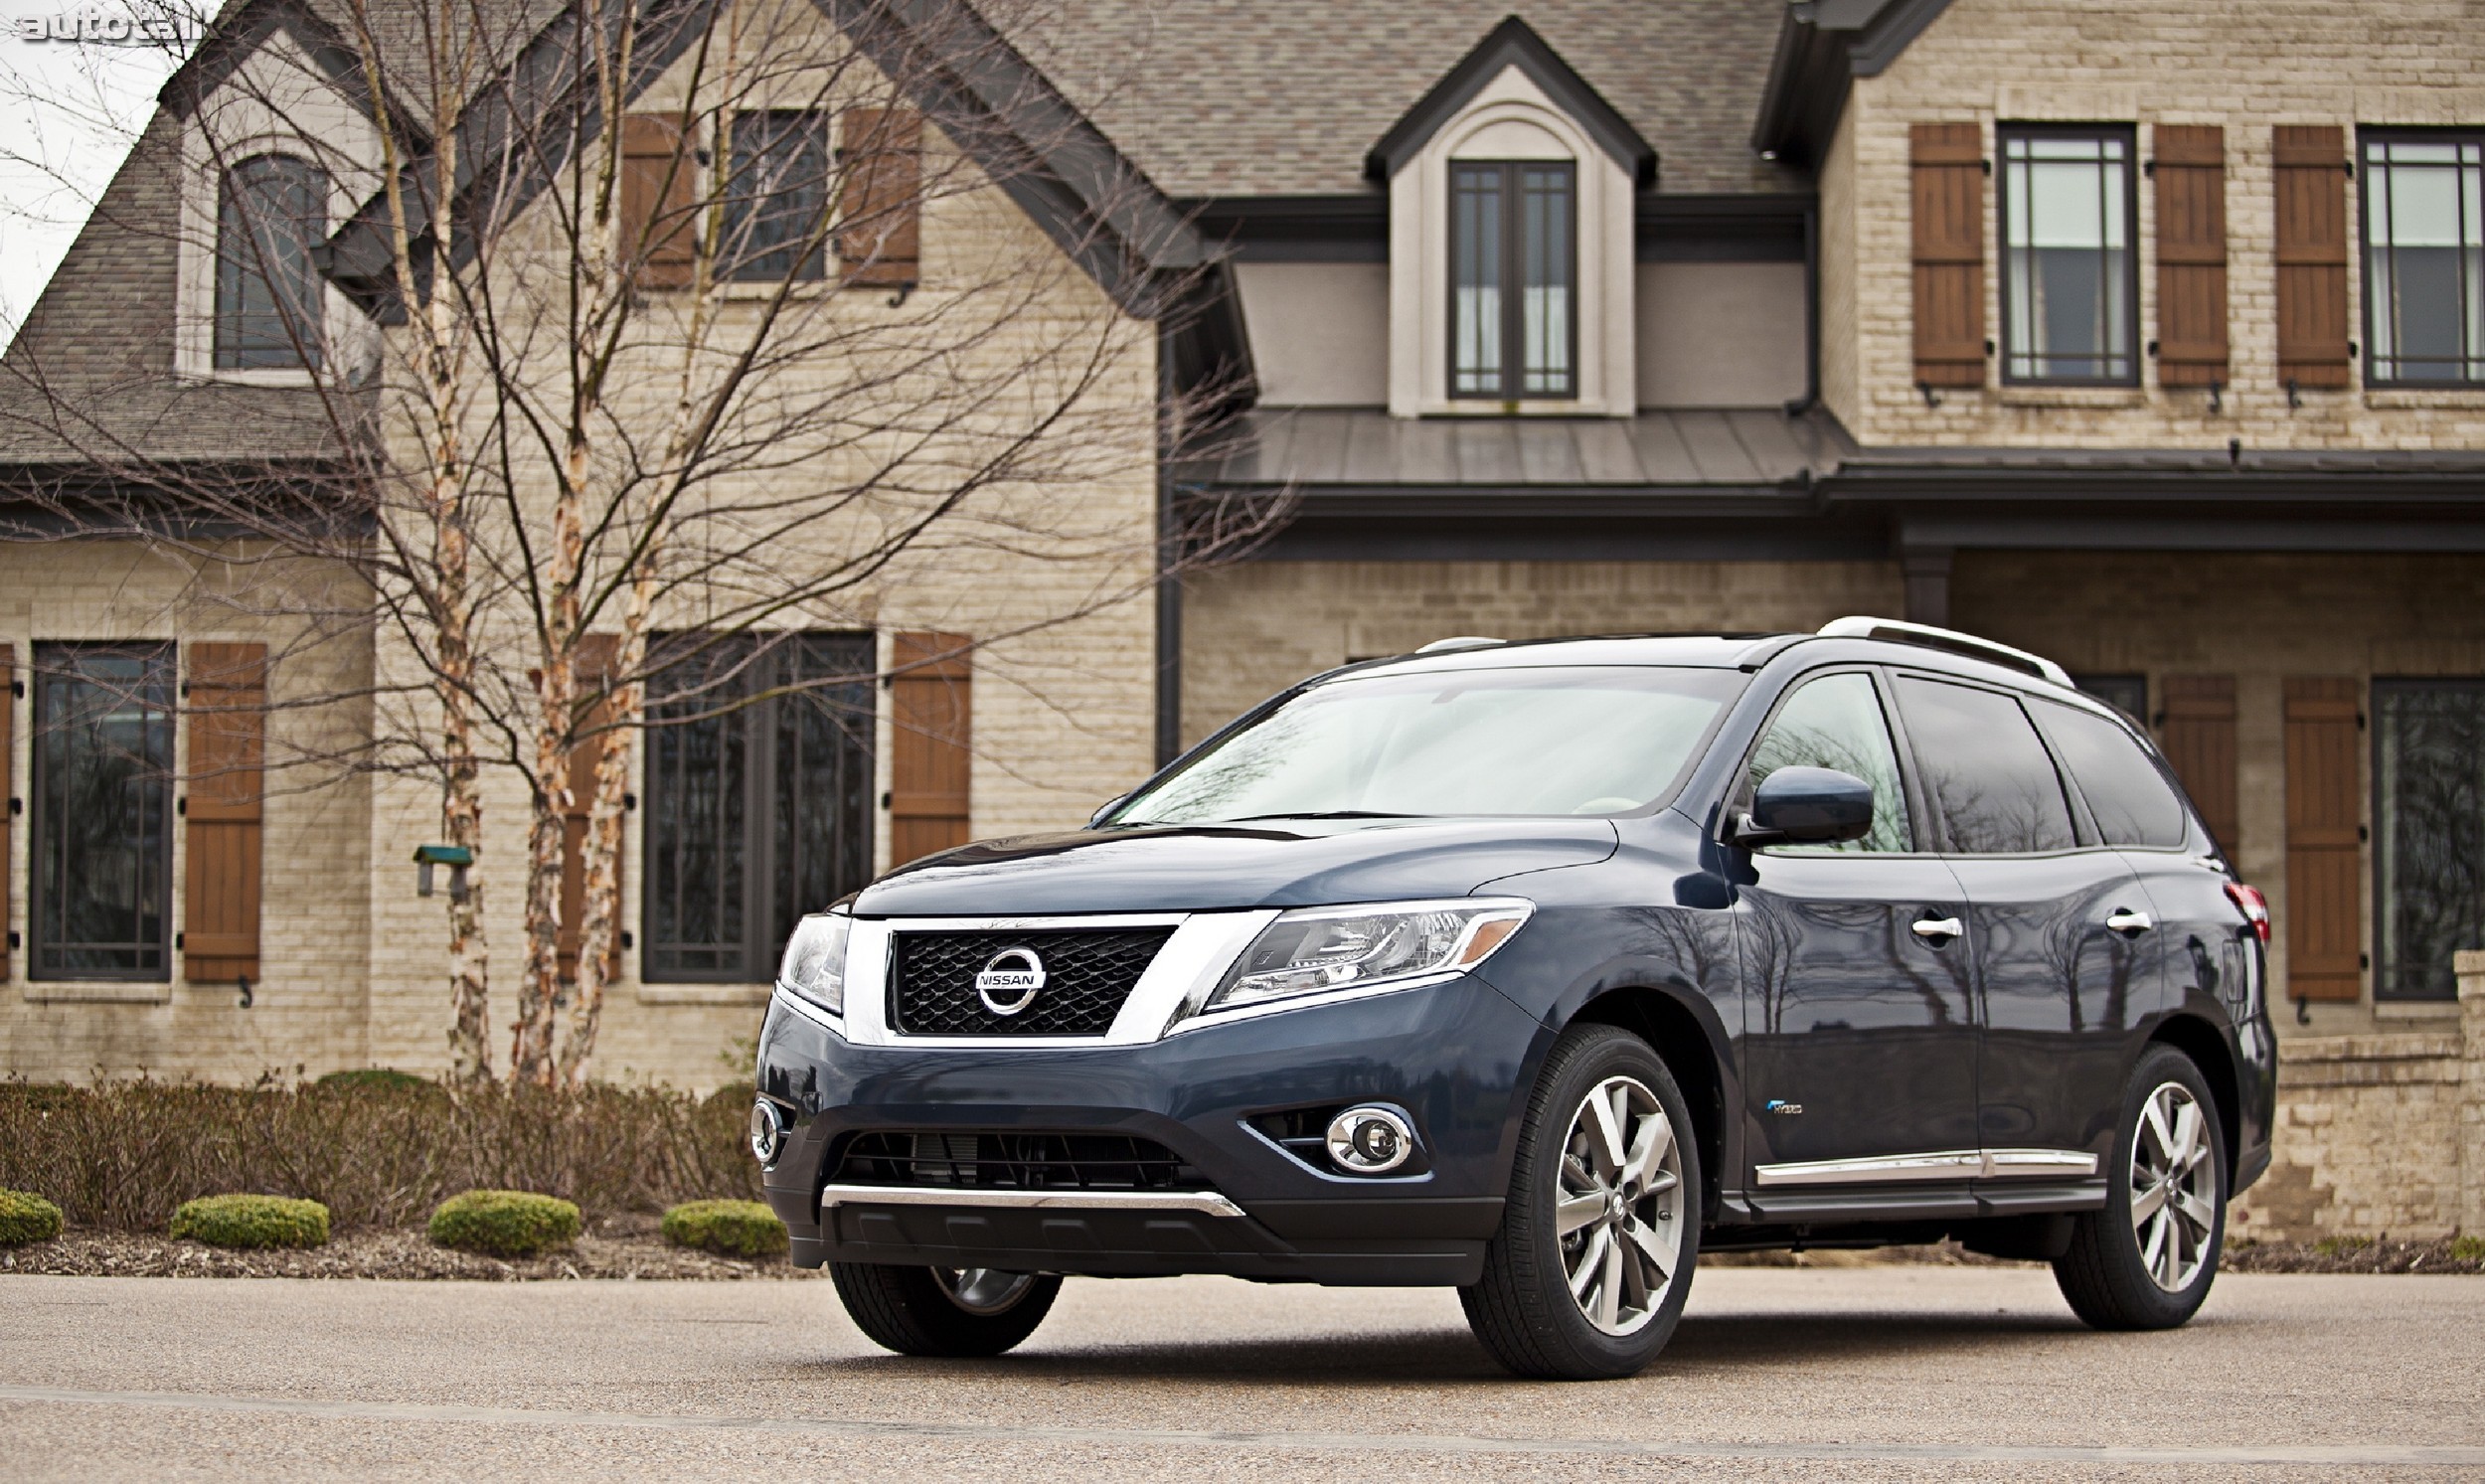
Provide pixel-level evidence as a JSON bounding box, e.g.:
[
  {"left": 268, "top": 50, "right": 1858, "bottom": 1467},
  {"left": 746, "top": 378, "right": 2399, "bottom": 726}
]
[
  {"left": 1556, "top": 1074, "right": 1684, "bottom": 1336},
  {"left": 932, "top": 1267, "right": 1039, "bottom": 1315},
  {"left": 2129, "top": 1081, "right": 2216, "bottom": 1292}
]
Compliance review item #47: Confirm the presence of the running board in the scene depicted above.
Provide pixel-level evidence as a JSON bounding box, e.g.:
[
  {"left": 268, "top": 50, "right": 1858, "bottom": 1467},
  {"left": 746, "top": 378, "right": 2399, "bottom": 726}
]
[
  {"left": 1754, "top": 1148, "right": 2098, "bottom": 1188},
  {"left": 819, "top": 1184, "right": 1245, "bottom": 1218}
]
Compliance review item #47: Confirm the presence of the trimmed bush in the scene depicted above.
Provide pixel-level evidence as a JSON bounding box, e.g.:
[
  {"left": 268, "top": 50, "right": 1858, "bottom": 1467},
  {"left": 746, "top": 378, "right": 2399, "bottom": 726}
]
[
  {"left": 170, "top": 1194, "right": 330, "bottom": 1249},
  {"left": 315, "top": 1068, "right": 433, "bottom": 1093},
  {"left": 0, "top": 1188, "right": 65, "bottom": 1246},
  {"left": 662, "top": 1199, "right": 789, "bottom": 1260},
  {"left": 428, "top": 1190, "right": 580, "bottom": 1258}
]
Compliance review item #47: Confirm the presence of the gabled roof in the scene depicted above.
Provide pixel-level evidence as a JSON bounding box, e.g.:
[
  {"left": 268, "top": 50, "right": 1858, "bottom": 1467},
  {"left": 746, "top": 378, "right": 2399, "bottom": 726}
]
[
  {"left": 1752, "top": 0, "right": 1956, "bottom": 165},
  {"left": 1364, "top": 15, "right": 1655, "bottom": 187}
]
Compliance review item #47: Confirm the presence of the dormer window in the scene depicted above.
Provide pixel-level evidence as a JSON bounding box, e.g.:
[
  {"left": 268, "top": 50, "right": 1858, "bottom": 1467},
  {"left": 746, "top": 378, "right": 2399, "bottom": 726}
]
[
  {"left": 1450, "top": 161, "right": 1575, "bottom": 400},
  {"left": 214, "top": 153, "right": 327, "bottom": 371}
]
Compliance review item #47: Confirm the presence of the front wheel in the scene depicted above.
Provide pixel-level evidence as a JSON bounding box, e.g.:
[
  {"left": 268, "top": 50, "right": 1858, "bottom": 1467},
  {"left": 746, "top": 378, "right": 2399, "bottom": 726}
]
[
  {"left": 830, "top": 1263, "right": 1061, "bottom": 1356},
  {"left": 2053, "top": 1045, "right": 2227, "bottom": 1330},
  {"left": 1461, "top": 1024, "right": 1702, "bottom": 1380}
]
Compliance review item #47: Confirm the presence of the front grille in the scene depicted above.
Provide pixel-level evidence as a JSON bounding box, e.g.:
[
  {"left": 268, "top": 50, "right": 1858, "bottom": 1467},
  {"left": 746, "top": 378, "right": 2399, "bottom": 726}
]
[
  {"left": 833, "top": 1131, "right": 1204, "bottom": 1192},
  {"left": 888, "top": 926, "right": 1174, "bottom": 1037}
]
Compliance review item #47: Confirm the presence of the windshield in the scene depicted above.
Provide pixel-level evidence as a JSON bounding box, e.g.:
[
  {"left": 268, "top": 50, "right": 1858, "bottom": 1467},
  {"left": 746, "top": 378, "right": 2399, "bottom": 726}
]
[{"left": 1113, "top": 665, "right": 1743, "bottom": 824}]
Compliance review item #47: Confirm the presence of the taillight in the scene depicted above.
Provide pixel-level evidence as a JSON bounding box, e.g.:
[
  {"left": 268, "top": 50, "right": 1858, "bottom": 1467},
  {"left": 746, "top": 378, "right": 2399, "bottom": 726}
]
[{"left": 2225, "top": 883, "right": 2271, "bottom": 943}]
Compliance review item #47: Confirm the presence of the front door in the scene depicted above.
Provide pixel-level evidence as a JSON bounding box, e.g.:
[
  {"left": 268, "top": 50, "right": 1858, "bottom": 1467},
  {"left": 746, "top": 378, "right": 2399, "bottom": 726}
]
[{"left": 1730, "top": 669, "right": 1981, "bottom": 1186}]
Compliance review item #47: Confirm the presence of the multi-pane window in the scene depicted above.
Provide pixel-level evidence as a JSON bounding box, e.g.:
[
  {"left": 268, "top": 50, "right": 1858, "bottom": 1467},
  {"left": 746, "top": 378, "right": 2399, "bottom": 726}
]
[
  {"left": 2071, "top": 673, "right": 2148, "bottom": 727},
  {"left": 1999, "top": 127, "right": 2136, "bottom": 384},
  {"left": 643, "top": 633, "right": 874, "bottom": 980},
  {"left": 722, "top": 110, "right": 828, "bottom": 282},
  {"left": 1449, "top": 160, "right": 1575, "bottom": 401},
  {"left": 2361, "top": 133, "right": 2484, "bottom": 386},
  {"left": 2373, "top": 680, "right": 2485, "bottom": 1001},
  {"left": 30, "top": 643, "right": 175, "bottom": 979},
  {"left": 215, "top": 154, "right": 327, "bottom": 370}
]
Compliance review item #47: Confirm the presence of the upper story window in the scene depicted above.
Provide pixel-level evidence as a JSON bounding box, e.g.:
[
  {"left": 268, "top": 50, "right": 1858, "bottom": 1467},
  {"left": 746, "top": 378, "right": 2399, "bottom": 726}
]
[
  {"left": 214, "top": 153, "right": 327, "bottom": 371},
  {"left": 722, "top": 109, "right": 828, "bottom": 283},
  {"left": 1449, "top": 160, "right": 1575, "bottom": 400},
  {"left": 1998, "top": 126, "right": 2136, "bottom": 385},
  {"left": 2361, "top": 132, "right": 2484, "bottom": 386},
  {"left": 30, "top": 642, "right": 175, "bottom": 980}
]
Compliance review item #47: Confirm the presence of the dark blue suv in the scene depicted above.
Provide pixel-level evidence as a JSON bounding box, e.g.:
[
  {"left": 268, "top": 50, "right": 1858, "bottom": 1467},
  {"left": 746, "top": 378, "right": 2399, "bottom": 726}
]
[{"left": 752, "top": 618, "right": 2276, "bottom": 1379}]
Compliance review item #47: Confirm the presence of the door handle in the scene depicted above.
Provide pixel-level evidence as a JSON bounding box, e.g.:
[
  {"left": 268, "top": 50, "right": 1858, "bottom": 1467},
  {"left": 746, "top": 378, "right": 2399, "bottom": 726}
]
[
  {"left": 2105, "top": 908, "right": 2154, "bottom": 934},
  {"left": 1910, "top": 915, "right": 1964, "bottom": 944}
]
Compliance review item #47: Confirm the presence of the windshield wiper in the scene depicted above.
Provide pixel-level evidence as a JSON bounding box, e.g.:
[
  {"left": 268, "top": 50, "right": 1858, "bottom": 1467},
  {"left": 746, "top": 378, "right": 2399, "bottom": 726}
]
[{"left": 1229, "top": 810, "right": 1421, "bottom": 822}]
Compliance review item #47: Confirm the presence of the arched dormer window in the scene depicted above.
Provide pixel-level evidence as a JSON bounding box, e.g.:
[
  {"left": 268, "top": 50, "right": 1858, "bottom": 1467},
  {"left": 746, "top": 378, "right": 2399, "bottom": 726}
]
[
  {"left": 215, "top": 153, "right": 327, "bottom": 371},
  {"left": 1450, "top": 157, "right": 1575, "bottom": 401}
]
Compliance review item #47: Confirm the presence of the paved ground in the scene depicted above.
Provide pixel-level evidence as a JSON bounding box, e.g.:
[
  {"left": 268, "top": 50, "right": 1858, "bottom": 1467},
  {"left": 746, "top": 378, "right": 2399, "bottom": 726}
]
[{"left": 3, "top": 1267, "right": 2480, "bottom": 1480}]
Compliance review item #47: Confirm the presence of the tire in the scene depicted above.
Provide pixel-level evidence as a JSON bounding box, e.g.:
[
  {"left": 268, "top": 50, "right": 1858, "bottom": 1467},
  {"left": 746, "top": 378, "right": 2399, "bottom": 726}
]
[
  {"left": 1461, "top": 1024, "right": 1703, "bottom": 1380},
  {"left": 2053, "top": 1044, "right": 2227, "bottom": 1331},
  {"left": 829, "top": 1263, "right": 1062, "bottom": 1357}
]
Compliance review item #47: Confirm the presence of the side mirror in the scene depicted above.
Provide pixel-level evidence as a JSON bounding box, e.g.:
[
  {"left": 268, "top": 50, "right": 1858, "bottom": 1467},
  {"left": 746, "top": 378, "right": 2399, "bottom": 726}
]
[{"left": 1738, "top": 766, "right": 1875, "bottom": 846}]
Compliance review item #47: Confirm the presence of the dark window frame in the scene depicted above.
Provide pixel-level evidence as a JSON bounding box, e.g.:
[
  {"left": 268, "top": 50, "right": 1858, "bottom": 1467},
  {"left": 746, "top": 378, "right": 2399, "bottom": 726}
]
[
  {"left": 641, "top": 631, "right": 875, "bottom": 983},
  {"left": 214, "top": 152, "right": 327, "bottom": 372},
  {"left": 1997, "top": 122, "right": 2141, "bottom": 388},
  {"left": 2358, "top": 127, "right": 2485, "bottom": 389},
  {"left": 28, "top": 641, "right": 176, "bottom": 981},
  {"left": 721, "top": 108, "right": 830, "bottom": 283},
  {"left": 2371, "top": 676, "right": 2485, "bottom": 1003},
  {"left": 1446, "top": 158, "right": 1579, "bottom": 403}
]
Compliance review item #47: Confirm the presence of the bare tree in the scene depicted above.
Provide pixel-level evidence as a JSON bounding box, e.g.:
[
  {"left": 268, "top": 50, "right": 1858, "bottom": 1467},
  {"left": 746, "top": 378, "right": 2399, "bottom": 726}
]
[{"left": 0, "top": 0, "right": 1280, "bottom": 1083}]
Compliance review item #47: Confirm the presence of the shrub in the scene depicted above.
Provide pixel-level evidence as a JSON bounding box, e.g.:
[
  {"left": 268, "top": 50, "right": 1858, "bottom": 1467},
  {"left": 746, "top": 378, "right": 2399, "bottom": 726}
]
[
  {"left": 2313, "top": 1235, "right": 2375, "bottom": 1257},
  {"left": 170, "top": 1194, "right": 330, "bottom": 1249},
  {"left": 2453, "top": 1236, "right": 2485, "bottom": 1263},
  {"left": 662, "top": 1199, "right": 789, "bottom": 1260},
  {"left": 0, "top": 1188, "right": 64, "bottom": 1246},
  {"left": 315, "top": 1068, "right": 433, "bottom": 1093},
  {"left": 428, "top": 1190, "right": 580, "bottom": 1258}
]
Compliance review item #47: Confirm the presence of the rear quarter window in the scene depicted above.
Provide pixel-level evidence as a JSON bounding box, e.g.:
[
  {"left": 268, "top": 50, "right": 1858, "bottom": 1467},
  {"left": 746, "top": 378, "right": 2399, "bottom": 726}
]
[{"left": 2033, "top": 698, "right": 2190, "bottom": 849}]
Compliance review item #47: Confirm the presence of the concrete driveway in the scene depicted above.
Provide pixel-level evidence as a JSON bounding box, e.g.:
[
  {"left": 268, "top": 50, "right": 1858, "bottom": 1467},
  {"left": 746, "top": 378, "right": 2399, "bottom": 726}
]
[{"left": 3, "top": 1266, "right": 2479, "bottom": 1480}]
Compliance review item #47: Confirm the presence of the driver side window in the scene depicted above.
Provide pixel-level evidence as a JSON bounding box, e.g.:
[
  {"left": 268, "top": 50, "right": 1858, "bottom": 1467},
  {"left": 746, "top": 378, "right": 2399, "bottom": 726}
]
[{"left": 1744, "top": 672, "right": 1913, "bottom": 853}]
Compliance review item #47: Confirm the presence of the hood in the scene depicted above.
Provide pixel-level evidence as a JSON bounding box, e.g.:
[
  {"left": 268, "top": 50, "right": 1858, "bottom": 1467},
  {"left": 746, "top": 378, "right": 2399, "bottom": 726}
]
[{"left": 853, "top": 817, "right": 1620, "bottom": 917}]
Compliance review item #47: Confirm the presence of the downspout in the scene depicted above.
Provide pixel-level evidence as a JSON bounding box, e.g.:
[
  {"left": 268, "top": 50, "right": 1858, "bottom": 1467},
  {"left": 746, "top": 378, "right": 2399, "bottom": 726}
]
[
  {"left": 1154, "top": 319, "right": 1183, "bottom": 767},
  {"left": 1782, "top": 193, "right": 1822, "bottom": 417}
]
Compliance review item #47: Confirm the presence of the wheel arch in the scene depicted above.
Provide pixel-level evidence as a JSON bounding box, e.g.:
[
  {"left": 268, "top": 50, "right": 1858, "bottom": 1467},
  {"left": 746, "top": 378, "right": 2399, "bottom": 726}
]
[
  {"left": 2146, "top": 1013, "right": 2241, "bottom": 1186},
  {"left": 1564, "top": 985, "right": 1736, "bottom": 1221}
]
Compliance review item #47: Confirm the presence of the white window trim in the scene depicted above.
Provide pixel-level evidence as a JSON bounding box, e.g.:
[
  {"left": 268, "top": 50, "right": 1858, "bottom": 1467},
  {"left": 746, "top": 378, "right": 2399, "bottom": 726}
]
[{"left": 1387, "top": 66, "right": 1634, "bottom": 418}]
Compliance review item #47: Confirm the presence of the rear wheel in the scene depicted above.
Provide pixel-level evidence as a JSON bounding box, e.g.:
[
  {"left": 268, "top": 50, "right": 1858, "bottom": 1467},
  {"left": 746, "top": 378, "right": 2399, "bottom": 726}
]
[
  {"left": 830, "top": 1262, "right": 1061, "bottom": 1356},
  {"left": 2053, "top": 1045, "right": 2226, "bottom": 1330},
  {"left": 1461, "top": 1024, "right": 1701, "bottom": 1380}
]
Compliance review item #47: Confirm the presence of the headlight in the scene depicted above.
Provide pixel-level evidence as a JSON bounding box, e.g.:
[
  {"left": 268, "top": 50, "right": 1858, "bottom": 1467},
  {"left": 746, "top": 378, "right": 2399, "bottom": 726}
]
[
  {"left": 1201, "top": 899, "right": 1532, "bottom": 1015},
  {"left": 777, "top": 912, "right": 851, "bottom": 1017}
]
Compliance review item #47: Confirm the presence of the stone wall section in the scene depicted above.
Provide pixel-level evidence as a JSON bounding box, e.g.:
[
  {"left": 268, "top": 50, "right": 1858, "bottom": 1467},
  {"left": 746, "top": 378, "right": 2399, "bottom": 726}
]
[{"left": 1824, "top": 0, "right": 2485, "bottom": 450}]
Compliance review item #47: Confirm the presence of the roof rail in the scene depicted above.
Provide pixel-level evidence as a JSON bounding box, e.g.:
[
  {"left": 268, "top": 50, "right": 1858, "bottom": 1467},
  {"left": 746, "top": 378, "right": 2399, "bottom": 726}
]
[
  {"left": 1815, "top": 616, "right": 2074, "bottom": 688},
  {"left": 1414, "top": 635, "right": 1506, "bottom": 654}
]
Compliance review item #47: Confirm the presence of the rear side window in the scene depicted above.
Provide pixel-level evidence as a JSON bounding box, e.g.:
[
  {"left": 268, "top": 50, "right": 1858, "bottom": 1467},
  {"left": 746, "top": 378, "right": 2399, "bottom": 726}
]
[
  {"left": 1894, "top": 676, "right": 2077, "bottom": 854},
  {"left": 2033, "top": 699, "right": 2189, "bottom": 848}
]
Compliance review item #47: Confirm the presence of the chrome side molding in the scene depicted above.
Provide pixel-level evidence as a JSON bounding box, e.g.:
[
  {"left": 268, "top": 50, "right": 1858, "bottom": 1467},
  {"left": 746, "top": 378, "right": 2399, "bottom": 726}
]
[
  {"left": 819, "top": 1183, "right": 1245, "bottom": 1219},
  {"left": 1754, "top": 1147, "right": 2098, "bottom": 1188}
]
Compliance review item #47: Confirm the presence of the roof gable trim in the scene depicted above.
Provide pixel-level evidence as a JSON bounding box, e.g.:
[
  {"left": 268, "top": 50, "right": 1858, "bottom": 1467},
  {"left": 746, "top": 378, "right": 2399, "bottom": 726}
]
[
  {"left": 1364, "top": 15, "right": 1655, "bottom": 189},
  {"left": 1752, "top": 0, "right": 1955, "bottom": 165}
]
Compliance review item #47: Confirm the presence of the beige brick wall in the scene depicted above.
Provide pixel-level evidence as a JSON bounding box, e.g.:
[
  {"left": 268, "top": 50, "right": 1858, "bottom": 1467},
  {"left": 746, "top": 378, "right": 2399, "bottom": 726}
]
[{"left": 1823, "top": 0, "right": 2485, "bottom": 449}]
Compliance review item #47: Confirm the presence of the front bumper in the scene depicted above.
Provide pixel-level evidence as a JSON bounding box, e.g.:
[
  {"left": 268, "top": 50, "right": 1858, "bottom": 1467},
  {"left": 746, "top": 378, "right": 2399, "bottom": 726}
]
[{"left": 754, "top": 972, "right": 1542, "bottom": 1285}]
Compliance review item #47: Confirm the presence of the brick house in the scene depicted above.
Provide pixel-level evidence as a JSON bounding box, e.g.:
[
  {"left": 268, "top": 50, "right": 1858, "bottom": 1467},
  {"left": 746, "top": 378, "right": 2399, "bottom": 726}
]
[{"left": 4, "top": 0, "right": 2482, "bottom": 1237}]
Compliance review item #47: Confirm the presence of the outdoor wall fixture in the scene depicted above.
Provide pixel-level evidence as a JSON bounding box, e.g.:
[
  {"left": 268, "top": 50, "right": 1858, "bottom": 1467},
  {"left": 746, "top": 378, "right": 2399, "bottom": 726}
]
[{"left": 412, "top": 844, "right": 474, "bottom": 903}]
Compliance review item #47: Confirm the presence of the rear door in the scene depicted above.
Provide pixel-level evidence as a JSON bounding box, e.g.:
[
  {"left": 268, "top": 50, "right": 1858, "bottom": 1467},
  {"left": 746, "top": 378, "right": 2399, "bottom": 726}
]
[
  {"left": 1730, "top": 669, "right": 1981, "bottom": 1188},
  {"left": 1890, "top": 674, "right": 2151, "bottom": 1190}
]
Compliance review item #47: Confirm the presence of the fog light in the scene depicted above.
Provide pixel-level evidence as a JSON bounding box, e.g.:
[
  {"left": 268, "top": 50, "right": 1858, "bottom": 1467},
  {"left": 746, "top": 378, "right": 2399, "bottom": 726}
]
[
  {"left": 749, "top": 1099, "right": 788, "bottom": 1165},
  {"left": 1326, "top": 1105, "right": 1414, "bottom": 1175}
]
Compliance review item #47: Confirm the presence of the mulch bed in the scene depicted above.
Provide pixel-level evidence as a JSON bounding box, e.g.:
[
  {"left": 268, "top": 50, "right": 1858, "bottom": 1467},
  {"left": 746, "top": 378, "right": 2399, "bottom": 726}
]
[
  {"left": 2223, "top": 1237, "right": 2485, "bottom": 1275},
  {"left": 0, "top": 1214, "right": 819, "bottom": 1281}
]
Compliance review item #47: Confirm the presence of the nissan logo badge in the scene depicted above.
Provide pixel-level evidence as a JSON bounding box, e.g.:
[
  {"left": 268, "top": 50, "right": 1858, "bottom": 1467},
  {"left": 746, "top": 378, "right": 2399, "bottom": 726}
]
[{"left": 975, "top": 946, "right": 1046, "bottom": 1016}]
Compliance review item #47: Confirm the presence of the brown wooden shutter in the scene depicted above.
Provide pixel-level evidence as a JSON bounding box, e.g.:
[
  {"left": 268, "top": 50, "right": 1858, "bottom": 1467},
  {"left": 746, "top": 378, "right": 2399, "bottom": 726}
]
[
  {"left": 2153, "top": 125, "right": 2230, "bottom": 388},
  {"left": 838, "top": 106, "right": 921, "bottom": 287},
  {"left": 2158, "top": 674, "right": 2237, "bottom": 850},
  {"left": 2273, "top": 125, "right": 2352, "bottom": 389},
  {"left": 1911, "top": 122, "right": 1988, "bottom": 389},
  {"left": 558, "top": 634, "right": 622, "bottom": 984},
  {"left": 2283, "top": 677, "right": 2362, "bottom": 1002},
  {"left": 1, "top": 643, "right": 12, "bottom": 982},
  {"left": 622, "top": 113, "right": 698, "bottom": 288},
  {"left": 184, "top": 642, "right": 265, "bottom": 983},
  {"left": 889, "top": 631, "right": 969, "bottom": 865}
]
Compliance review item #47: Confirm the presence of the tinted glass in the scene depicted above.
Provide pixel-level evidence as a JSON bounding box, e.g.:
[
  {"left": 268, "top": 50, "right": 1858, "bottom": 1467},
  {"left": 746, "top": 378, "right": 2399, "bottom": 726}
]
[
  {"left": 33, "top": 643, "right": 174, "bottom": 977},
  {"left": 2374, "top": 680, "right": 2485, "bottom": 1000},
  {"left": 1743, "top": 672, "right": 1911, "bottom": 853},
  {"left": 1895, "top": 677, "right": 2076, "bottom": 854},
  {"left": 1117, "top": 666, "right": 1742, "bottom": 825},
  {"left": 2035, "top": 699, "right": 2188, "bottom": 848}
]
